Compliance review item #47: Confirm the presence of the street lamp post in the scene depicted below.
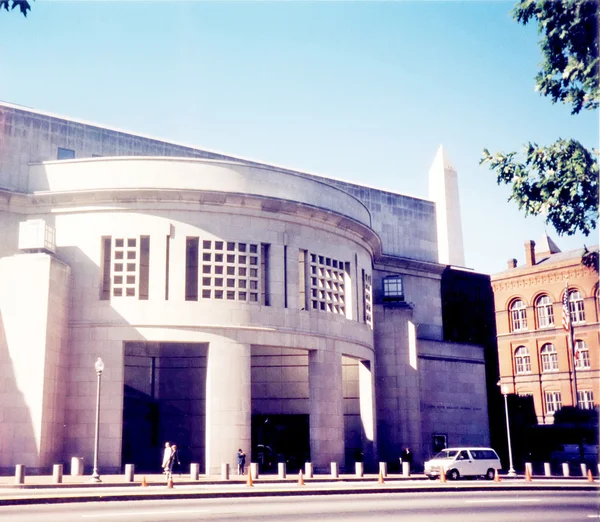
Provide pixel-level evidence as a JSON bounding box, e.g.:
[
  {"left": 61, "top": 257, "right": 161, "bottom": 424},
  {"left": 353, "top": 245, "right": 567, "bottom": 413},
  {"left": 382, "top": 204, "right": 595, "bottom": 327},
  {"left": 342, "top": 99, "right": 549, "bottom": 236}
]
[
  {"left": 91, "top": 357, "right": 104, "bottom": 483},
  {"left": 501, "top": 383, "right": 517, "bottom": 477}
]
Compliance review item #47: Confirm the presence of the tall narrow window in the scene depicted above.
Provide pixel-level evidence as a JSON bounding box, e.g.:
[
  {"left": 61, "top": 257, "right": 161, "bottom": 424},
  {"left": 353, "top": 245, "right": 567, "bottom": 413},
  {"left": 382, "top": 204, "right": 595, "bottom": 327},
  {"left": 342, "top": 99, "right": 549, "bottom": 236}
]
[
  {"left": 536, "top": 295, "right": 554, "bottom": 328},
  {"left": 568, "top": 291, "right": 586, "bottom": 323},
  {"left": 362, "top": 269, "right": 372, "bottom": 328},
  {"left": 185, "top": 237, "right": 199, "bottom": 301},
  {"left": 510, "top": 300, "right": 527, "bottom": 332},
  {"left": 138, "top": 236, "right": 150, "bottom": 300},
  {"left": 540, "top": 343, "right": 558, "bottom": 372},
  {"left": 514, "top": 346, "right": 531, "bottom": 374},
  {"left": 283, "top": 245, "right": 288, "bottom": 308},
  {"left": 100, "top": 236, "right": 112, "bottom": 300},
  {"left": 544, "top": 391, "right": 562, "bottom": 414},
  {"left": 299, "top": 249, "right": 308, "bottom": 310},
  {"left": 260, "top": 243, "right": 270, "bottom": 306}
]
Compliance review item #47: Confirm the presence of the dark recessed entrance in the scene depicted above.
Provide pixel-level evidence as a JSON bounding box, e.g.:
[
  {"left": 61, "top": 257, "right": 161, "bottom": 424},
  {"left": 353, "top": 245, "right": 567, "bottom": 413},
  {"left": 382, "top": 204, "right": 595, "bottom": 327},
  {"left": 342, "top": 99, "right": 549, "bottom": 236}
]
[
  {"left": 122, "top": 342, "right": 207, "bottom": 473},
  {"left": 251, "top": 414, "right": 310, "bottom": 473}
]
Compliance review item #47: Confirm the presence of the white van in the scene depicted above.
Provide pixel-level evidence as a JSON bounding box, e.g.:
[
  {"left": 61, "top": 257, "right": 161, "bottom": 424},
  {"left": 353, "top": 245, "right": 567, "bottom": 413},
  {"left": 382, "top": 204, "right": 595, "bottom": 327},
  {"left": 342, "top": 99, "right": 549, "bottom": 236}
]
[{"left": 424, "top": 447, "right": 501, "bottom": 480}]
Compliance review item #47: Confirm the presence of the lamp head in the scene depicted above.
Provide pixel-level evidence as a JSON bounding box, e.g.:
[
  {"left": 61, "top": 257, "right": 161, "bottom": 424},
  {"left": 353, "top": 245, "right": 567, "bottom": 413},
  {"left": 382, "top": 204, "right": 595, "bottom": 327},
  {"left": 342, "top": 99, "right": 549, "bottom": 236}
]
[
  {"left": 95, "top": 357, "right": 105, "bottom": 374},
  {"left": 501, "top": 384, "right": 509, "bottom": 395}
]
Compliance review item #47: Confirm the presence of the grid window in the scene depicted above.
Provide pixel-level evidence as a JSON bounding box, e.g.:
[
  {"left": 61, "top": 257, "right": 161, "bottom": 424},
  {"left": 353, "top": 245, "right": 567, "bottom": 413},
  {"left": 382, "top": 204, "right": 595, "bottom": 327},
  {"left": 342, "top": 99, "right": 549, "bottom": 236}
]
[
  {"left": 363, "top": 270, "right": 373, "bottom": 328},
  {"left": 308, "top": 253, "right": 347, "bottom": 316},
  {"left": 545, "top": 391, "right": 562, "bottom": 414},
  {"left": 536, "top": 295, "right": 554, "bottom": 328},
  {"left": 540, "top": 343, "right": 558, "bottom": 372},
  {"left": 112, "top": 237, "right": 139, "bottom": 298},
  {"left": 383, "top": 276, "right": 404, "bottom": 300},
  {"left": 569, "top": 291, "right": 586, "bottom": 323},
  {"left": 577, "top": 390, "right": 594, "bottom": 410},
  {"left": 199, "top": 240, "right": 260, "bottom": 303},
  {"left": 574, "top": 340, "right": 591, "bottom": 369},
  {"left": 510, "top": 300, "right": 527, "bottom": 332},
  {"left": 514, "top": 346, "right": 531, "bottom": 374}
]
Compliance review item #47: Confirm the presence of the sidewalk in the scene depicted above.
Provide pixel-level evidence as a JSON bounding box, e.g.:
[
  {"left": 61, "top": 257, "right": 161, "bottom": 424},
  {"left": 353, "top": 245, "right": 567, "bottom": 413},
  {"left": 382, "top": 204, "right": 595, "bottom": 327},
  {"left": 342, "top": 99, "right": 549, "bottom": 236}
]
[{"left": 0, "top": 472, "right": 597, "bottom": 506}]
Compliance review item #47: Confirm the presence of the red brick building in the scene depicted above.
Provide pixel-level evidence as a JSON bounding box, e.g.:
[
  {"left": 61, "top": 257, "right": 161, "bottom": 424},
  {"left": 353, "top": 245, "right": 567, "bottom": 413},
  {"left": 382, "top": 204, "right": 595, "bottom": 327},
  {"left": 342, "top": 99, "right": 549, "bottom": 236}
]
[{"left": 491, "top": 236, "right": 599, "bottom": 424}]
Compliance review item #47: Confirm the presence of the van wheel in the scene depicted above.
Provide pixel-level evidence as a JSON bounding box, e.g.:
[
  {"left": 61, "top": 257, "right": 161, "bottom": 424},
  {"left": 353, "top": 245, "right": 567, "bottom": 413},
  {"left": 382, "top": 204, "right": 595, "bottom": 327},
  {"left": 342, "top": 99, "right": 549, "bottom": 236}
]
[
  {"left": 448, "top": 469, "right": 460, "bottom": 481},
  {"left": 485, "top": 468, "right": 495, "bottom": 480}
]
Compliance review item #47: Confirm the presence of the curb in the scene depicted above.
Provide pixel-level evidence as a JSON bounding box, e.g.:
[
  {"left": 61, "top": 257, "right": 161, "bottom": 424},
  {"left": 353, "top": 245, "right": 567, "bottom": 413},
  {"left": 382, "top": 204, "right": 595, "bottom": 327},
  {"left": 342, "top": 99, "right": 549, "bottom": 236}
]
[{"left": 1, "top": 483, "right": 598, "bottom": 506}]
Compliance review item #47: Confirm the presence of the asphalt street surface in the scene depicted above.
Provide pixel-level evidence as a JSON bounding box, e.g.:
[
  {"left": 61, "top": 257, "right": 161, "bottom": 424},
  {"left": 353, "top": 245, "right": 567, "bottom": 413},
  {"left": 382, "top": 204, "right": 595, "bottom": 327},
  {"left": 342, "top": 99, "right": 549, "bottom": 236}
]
[{"left": 0, "top": 489, "right": 598, "bottom": 521}]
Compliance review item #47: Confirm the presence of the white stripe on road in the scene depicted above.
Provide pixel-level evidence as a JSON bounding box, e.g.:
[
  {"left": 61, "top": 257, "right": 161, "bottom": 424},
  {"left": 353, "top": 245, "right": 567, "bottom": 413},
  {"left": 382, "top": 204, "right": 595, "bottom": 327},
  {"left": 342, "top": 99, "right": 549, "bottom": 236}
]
[
  {"left": 82, "top": 509, "right": 210, "bottom": 518},
  {"left": 465, "top": 498, "right": 541, "bottom": 504}
]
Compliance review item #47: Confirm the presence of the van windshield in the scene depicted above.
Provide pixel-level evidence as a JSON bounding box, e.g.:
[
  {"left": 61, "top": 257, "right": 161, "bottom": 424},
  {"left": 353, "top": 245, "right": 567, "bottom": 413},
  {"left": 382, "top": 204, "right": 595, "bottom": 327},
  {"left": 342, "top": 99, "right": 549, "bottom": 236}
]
[{"left": 433, "top": 450, "right": 459, "bottom": 460}]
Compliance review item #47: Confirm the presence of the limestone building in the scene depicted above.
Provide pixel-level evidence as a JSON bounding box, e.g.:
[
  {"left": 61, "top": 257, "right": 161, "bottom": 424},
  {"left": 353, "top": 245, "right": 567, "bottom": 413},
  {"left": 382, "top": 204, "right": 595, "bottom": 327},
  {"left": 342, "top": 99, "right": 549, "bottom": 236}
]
[
  {"left": 491, "top": 237, "right": 599, "bottom": 424},
  {"left": 0, "top": 101, "right": 492, "bottom": 474}
]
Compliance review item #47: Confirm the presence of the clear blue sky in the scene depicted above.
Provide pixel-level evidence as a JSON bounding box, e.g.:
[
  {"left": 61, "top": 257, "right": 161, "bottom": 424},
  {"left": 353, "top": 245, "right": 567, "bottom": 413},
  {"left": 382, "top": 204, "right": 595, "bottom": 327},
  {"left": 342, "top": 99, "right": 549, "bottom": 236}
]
[{"left": 1, "top": 1, "right": 597, "bottom": 274}]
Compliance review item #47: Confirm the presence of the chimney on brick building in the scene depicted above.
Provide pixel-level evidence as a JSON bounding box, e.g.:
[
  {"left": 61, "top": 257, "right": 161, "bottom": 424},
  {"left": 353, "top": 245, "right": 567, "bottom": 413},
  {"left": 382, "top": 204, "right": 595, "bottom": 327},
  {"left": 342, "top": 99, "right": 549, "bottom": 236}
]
[
  {"left": 507, "top": 258, "right": 517, "bottom": 269},
  {"left": 525, "top": 240, "right": 536, "bottom": 266}
]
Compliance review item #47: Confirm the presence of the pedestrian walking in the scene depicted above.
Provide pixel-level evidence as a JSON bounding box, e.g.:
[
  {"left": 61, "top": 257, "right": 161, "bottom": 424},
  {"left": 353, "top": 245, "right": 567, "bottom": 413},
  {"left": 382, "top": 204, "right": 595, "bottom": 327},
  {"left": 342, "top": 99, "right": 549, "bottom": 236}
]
[{"left": 162, "top": 442, "right": 171, "bottom": 474}]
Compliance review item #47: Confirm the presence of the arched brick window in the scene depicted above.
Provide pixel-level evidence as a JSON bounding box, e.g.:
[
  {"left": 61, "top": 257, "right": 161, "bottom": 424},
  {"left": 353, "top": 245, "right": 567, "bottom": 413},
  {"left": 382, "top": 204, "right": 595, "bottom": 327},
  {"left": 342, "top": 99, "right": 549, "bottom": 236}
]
[
  {"left": 540, "top": 343, "right": 558, "bottom": 372},
  {"left": 514, "top": 346, "right": 531, "bottom": 374},
  {"left": 536, "top": 295, "right": 554, "bottom": 328},
  {"left": 510, "top": 299, "right": 527, "bottom": 332}
]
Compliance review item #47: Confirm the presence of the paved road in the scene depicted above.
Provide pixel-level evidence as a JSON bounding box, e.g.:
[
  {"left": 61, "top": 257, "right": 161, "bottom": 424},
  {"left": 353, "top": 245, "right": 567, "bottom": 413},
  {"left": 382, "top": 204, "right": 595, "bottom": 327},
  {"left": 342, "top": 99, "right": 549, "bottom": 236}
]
[{"left": 0, "top": 490, "right": 597, "bottom": 521}]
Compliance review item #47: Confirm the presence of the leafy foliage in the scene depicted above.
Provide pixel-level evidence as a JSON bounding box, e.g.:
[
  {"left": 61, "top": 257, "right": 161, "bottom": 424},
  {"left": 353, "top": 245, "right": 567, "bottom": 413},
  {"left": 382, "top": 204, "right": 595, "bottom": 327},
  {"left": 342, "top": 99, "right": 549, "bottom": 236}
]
[
  {"left": 482, "top": 1, "right": 599, "bottom": 241},
  {"left": 513, "top": 0, "right": 599, "bottom": 114},
  {"left": 581, "top": 245, "right": 599, "bottom": 272},
  {"left": 481, "top": 140, "right": 598, "bottom": 236},
  {"left": 0, "top": 0, "right": 32, "bottom": 17}
]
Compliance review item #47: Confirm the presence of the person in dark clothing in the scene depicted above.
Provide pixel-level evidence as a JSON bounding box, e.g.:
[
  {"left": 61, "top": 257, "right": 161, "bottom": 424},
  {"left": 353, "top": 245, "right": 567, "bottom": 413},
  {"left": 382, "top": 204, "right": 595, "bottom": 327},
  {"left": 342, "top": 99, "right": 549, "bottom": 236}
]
[
  {"left": 401, "top": 447, "right": 413, "bottom": 471},
  {"left": 237, "top": 449, "right": 246, "bottom": 475},
  {"left": 166, "top": 444, "right": 181, "bottom": 477}
]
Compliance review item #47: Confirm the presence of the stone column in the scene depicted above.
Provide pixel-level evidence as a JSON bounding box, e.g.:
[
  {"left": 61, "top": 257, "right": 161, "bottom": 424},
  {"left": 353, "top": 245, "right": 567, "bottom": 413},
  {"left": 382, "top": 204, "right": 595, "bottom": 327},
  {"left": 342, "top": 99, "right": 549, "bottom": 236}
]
[
  {"left": 205, "top": 340, "right": 251, "bottom": 475},
  {"left": 309, "top": 346, "right": 344, "bottom": 472}
]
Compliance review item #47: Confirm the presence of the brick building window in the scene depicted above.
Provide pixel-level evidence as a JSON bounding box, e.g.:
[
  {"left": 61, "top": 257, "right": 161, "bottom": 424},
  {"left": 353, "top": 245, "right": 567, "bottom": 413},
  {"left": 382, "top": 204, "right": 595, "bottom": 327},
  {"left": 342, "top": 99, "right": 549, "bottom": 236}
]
[
  {"left": 574, "top": 340, "right": 590, "bottom": 369},
  {"left": 510, "top": 299, "right": 527, "bottom": 332},
  {"left": 568, "top": 291, "right": 586, "bottom": 323},
  {"left": 540, "top": 343, "right": 558, "bottom": 372},
  {"left": 577, "top": 390, "right": 594, "bottom": 410},
  {"left": 544, "top": 391, "right": 562, "bottom": 414},
  {"left": 514, "top": 346, "right": 531, "bottom": 374},
  {"left": 536, "top": 295, "right": 554, "bottom": 328}
]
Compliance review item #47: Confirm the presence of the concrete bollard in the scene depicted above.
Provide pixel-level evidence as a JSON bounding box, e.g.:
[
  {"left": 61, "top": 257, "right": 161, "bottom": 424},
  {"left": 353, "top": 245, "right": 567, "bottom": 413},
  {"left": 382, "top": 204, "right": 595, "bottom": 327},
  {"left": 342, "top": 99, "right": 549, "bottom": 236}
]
[
  {"left": 562, "top": 462, "right": 570, "bottom": 477},
  {"left": 190, "top": 463, "right": 200, "bottom": 480},
  {"left": 250, "top": 462, "right": 259, "bottom": 480},
  {"left": 221, "top": 463, "right": 229, "bottom": 480},
  {"left": 330, "top": 462, "right": 339, "bottom": 478},
  {"left": 124, "top": 464, "right": 135, "bottom": 482},
  {"left": 379, "top": 462, "right": 388, "bottom": 478},
  {"left": 402, "top": 461, "right": 410, "bottom": 477},
  {"left": 525, "top": 462, "right": 533, "bottom": 476},
  {"left": 278, "top": 462, "right": 286, "bottom": 479},
  {"left": 15, "top": 464, "right": 25, "bottom": 485},
  {"left": 53, "top": 464, "right": 63, "bottom": 484},
  {"left": 305, "top": 462, "right": 313, "bottom": 479},
  {"left": 355, "top": 462, "right": 364, "bottom": 478},
  {"left": 71, "top": 457, "right": 84, "bottom": 476},
  {"left": 580, "top": 463, "right": 587, "bottom": 477},
  {"left": 544, "top": 462, "right": 551, "bottom": 477}
]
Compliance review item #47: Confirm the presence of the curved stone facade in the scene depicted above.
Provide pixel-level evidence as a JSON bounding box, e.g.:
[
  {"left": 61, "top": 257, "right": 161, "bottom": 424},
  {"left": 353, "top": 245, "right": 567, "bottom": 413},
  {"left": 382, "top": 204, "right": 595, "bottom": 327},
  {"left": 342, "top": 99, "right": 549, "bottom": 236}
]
[{"left": 0, "top": 102, "right": 492, "bottom": 475}]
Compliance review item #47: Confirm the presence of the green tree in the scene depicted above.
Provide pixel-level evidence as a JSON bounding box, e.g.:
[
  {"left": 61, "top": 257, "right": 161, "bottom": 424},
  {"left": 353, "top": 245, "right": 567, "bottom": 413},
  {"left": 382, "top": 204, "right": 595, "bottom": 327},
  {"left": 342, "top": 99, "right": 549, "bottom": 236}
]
[
  {"left": 481, "top": 0, "right": 599, "bottom": 240},
  {"left": 1, "top": 0, "right": 32, "bottom": 16}
]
